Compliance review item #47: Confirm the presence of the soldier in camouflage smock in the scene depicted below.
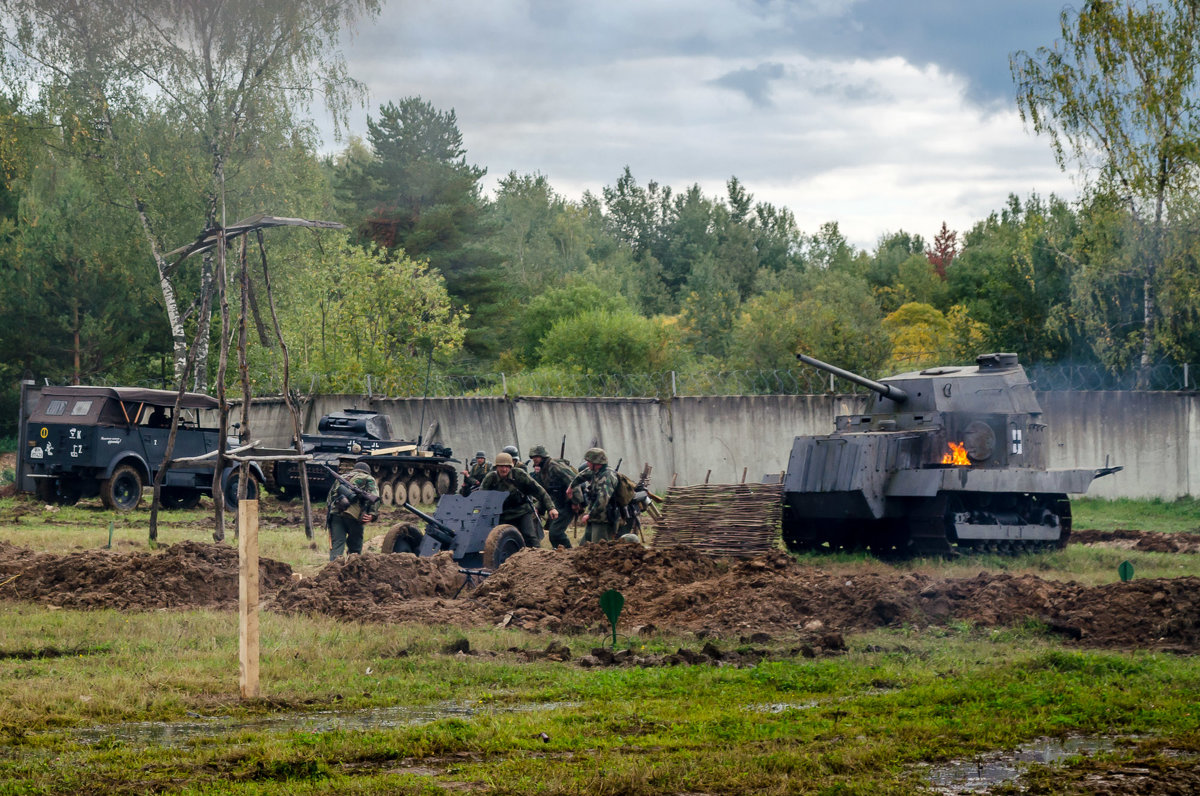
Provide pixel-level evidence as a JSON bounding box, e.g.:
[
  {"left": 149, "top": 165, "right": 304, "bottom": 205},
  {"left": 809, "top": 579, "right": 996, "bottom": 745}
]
[
  {"left": 479, "top": 451, "right": 558, "bottom": 547},
  {"left": 571, "top": 447, "right": 618, "bottom": 544},
  {"left": 327, "top": 462, "right": 381, "bottom": 560},
  {"left": 460, "top": 451, "right": 490, "bottom": 496},
  {"left": 529, "top": 444, "right": 578, "bottom": 548}
]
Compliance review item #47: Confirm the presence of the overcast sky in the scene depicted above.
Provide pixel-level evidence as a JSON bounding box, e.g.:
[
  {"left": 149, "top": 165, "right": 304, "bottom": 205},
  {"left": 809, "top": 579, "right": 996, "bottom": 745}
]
[{"left": 331, "top": 0, "right": 1077, "bottom": 250}]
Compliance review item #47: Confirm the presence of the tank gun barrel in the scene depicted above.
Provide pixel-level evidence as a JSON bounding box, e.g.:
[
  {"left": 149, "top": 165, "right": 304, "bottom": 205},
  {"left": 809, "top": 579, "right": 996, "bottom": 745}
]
[{"left": 796, "top": 353, "right": 909, "bottom": 403}]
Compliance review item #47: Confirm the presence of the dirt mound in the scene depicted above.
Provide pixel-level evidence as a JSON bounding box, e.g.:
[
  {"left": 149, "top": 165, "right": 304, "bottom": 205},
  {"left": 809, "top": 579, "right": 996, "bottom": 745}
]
[
  {"left": 269, "top": 543, "right": 1200, "bottom": 650},
  {"left": 0, "top": 540, "right": 292, "bottom": 610},
  {"left": 1071, "top": 528, "right": 1200, "bottom": 554},
  {"left": 3, "top": 540, "right": 1199, "bottom": 651}
]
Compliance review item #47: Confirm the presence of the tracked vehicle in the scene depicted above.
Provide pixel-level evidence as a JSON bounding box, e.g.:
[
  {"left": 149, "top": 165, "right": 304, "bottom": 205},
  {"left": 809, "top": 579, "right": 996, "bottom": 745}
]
[
  {"left": 270, "top": 409, "right": 457, "bottom": 505},
  {"left": 783, "top": 353, "right": 1122, "bottom": 555}
]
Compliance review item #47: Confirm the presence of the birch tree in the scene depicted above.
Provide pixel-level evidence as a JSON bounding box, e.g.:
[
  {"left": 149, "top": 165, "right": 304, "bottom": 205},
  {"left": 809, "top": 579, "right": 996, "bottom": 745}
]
[
  {"left": 0, "top": 0, "right": 379, "bottom": 384},
  {"left": 1012, "top": 0, "right": 1200, "bottom": 377}
]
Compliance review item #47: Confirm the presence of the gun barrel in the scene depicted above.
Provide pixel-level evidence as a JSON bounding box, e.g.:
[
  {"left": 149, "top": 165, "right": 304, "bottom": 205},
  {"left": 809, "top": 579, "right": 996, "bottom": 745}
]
[
  {"left": 401, "top": 500, "right": 456, "bottom": 546},
  {"left": 796, "top": 353, "right": 908, "bottom": 403}
]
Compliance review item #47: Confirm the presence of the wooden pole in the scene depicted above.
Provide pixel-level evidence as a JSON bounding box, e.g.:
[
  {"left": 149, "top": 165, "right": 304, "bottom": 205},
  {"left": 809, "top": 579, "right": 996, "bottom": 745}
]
[
  {"left": 741, "top": 466, "right": 748, "bottom": 484},
  {"left": 239, "top": 498, "right": 260, "bottom": 699}
]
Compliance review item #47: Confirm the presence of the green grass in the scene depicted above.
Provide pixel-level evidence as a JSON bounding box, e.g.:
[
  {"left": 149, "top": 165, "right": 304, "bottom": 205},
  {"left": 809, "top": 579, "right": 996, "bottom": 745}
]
[
  {"left": 0, "top": 611, "right": 1196, "bottom": 794},
  {"left": 1072, "top": 496, "right": 1200, "bottom": 534},
  {"left": 1, "top": 494, "right": 1199, "bottom": 793}
]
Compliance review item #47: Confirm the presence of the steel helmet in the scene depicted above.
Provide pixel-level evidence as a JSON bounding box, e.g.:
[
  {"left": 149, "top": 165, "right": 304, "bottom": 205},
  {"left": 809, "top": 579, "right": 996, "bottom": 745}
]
[
  {"left": 494, "top": 451, "right": 515, "bottom": 467},
  {"left": 529, "top": 444, "right": 549, "bottom": 458},
  {"left": 474, "top": 450, "right": 486, "bottom": 459},
  {"left": 352, "top": 462, "right": 372, "bottom": 473},
  {"left": 503, "top": 445, "right": 519, "bottom": 457},
  {"left": 583, "top": 447, "right": 607, "bottom": 465}
]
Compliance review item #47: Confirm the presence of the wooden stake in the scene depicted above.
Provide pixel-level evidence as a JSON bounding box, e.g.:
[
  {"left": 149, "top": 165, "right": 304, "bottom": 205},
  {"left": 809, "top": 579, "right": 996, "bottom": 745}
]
[
  {"left": 671, "top": 472, "right": 678, "bottom": 488},
  {"left": 741, "top": 467, "right": 747, "bottom": 484},
  {"left": 239, "top": 499, "right": 260, "bottom": 699},
  {"left": 704, "top": 469, "right": 711, "bottom": 485}
]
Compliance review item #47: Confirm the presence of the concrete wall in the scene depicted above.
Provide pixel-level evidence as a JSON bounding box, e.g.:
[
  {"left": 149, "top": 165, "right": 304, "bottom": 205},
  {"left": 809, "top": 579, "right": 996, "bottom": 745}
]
[
  {"left": 229, "top": 390, "right": 1181, "bottom": 498},
  {"left": 17, "top": 385, "right": 1186, "bottom": 498}
]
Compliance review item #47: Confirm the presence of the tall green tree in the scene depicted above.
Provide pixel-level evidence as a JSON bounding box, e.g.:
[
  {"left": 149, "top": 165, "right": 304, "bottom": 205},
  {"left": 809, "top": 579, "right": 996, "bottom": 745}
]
[
  {"left": 1, "top": 154, "right": 167, "bottom": 385},
  {"left": 0, "top": 0, "right": 378, "bottom": 384},
  {"left": 342, "top": 97, "right": 504, "bottom": 361},
  {"left": 1012, "top": 0, "right": 1200, "bottom": 376}
]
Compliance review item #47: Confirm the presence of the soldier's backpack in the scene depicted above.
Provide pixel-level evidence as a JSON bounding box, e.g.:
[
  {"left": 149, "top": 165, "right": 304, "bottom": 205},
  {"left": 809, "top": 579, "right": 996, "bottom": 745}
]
[{"left": 612, "top": 471, "right": 638, "bottom": 507}]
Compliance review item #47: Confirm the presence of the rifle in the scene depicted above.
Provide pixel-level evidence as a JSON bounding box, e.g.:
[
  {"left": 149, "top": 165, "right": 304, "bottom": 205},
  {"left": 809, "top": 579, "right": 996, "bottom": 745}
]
[
  {"left": 559, "top": 434, "right": 566, "bottom": 460},
  {"left": 321, "top": 464, "right": 382, "bottom": 518}
]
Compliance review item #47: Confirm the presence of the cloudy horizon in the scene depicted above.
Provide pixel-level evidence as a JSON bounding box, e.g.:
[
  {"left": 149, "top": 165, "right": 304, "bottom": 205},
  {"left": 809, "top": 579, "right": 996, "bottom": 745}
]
[{"left": 326, "top": 0, "right": 1080, "bottom": 250}]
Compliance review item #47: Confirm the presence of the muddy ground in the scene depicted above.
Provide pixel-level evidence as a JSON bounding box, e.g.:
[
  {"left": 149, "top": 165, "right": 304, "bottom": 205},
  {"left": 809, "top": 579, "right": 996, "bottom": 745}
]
[{"left": 0, "top": 528, "right": 1198, "bottom": 652}]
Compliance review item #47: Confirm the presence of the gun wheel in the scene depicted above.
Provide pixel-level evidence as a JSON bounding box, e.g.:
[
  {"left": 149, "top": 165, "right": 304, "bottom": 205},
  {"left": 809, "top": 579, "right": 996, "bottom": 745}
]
[
  {"left": 381, "top": 523, "right": 423, "bottom": 554},
  {"left": 483, "top": 524, "right": 525, "bottom": 569}
]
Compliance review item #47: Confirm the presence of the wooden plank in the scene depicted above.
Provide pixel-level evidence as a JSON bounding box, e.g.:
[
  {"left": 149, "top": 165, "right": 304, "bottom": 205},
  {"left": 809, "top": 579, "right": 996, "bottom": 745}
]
[
  {"left": 366, "top": 444, "right": 417, "bottom": 456},
  {"left": 239, "top": 499, "right": 260, "bottom": 699}
]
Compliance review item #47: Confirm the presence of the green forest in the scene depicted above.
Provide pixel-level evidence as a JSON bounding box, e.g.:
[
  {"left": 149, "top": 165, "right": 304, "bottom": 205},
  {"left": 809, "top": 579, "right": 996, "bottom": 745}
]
[{"left": 2, "top": 0, "right": 1200, "bottom": 433}]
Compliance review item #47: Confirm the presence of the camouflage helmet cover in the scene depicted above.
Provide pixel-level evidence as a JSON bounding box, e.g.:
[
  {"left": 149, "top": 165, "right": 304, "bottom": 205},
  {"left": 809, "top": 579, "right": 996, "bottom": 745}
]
[
  {"left": 528, "top": 444, "right": 549, "bottom": 458},
  {"left": 352, "top": 462, "right": 372, "bottom": 473},
  {"left": 494, "top": 451, "right": 515, "bottom": 467},
  {"left": 584, "top": 447, "right": 607, "bottom": 465},
  {"left": 502, "top": 445, "right": 519, "bottom": 456}
]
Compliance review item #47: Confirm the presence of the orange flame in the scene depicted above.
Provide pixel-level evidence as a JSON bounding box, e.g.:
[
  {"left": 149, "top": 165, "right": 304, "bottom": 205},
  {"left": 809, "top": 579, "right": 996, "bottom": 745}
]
[{"left": 941, "top": 441, "right": 971, "bottom": 466}]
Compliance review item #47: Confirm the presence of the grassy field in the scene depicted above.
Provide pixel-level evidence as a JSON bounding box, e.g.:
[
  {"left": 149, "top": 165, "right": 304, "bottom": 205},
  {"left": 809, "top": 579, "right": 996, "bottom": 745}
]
[{"left": 0, "top": 494, "right": 1198, "bottom": 794}]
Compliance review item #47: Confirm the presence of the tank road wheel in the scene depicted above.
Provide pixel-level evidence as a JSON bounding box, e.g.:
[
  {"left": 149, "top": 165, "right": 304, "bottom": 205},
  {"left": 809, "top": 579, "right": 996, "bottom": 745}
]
[
  {"left": 160, "top": 487, "right": 202, "bottom": 510},
  {"left": 379, "top": 479, "right": 395, "bottom": 507},
  {"left": 406, "top": 479, "right": 422, "bottom": 506},
  {"left": 388, "top": 476, "right": 405, "bottom": 506},
  {"left": 419, "top": 478, "right": 438, "bottom": 505},
  {"left": 101, "top": 465, "right": 144, "bottom": 512},
  {"left": 483, "top": 524, "right": 525, "bottom": 569},
  {"left": 436, "top": 470, "right": 453, "bottom": 495},
  {"left": 381, "top": 523, "right": 424, "bottom": 554}
]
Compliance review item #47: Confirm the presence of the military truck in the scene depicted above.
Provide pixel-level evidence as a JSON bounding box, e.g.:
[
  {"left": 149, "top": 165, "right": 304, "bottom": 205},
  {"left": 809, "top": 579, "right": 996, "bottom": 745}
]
[
  {"left": 23, "top": 386, "right": 262, "bottom": 512},
  {"left": 269, "top": 409, "right": 458, "bottom": 505}
]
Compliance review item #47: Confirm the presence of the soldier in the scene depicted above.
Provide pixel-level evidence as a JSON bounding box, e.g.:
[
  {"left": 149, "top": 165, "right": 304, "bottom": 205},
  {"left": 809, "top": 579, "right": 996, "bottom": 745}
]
[
  {"left": 573, "top": 447, "right": 618, "bottom": 544},
  {"left": 479, "top": 451, "right": 557, "bottom": 547},
  {"left": 327, "top": 462, "right": 380, "bottom": 560},
  {"left": 503, "top": 444, "right": 527, "bottom": 470},
  {"left": 460, "top": 450, "right": 490, "bottom": 496},
  {"left": 529, "top": 444, "right": 578, "bottom": 549}
]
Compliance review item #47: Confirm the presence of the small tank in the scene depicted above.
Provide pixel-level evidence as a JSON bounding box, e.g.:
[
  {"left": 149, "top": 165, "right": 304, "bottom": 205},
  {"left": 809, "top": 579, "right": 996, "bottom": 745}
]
[
  {"left": 783, "top": 353, "right": 1122, "bottom": 554},
  {"left": 270, "top": 409, "right": 458, "bottom": 506}
]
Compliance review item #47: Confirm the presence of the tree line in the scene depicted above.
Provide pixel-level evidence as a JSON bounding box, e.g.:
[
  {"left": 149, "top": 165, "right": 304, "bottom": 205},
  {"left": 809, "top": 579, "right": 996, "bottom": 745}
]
[{"left": 1, "top": 0, "right": 1199, "bottom": 436}]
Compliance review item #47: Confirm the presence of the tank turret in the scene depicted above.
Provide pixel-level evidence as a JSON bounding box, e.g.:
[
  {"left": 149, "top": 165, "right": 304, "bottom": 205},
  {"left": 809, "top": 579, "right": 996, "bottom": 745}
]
[{"left": 783, "top": 353, "right": 1121, "bottom": 554}]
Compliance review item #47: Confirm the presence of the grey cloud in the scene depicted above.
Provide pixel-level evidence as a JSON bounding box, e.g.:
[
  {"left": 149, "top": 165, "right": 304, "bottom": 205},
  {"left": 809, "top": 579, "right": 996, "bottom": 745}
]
[{"left": 710, "top": 62, "right": 786, "bottom": 107}]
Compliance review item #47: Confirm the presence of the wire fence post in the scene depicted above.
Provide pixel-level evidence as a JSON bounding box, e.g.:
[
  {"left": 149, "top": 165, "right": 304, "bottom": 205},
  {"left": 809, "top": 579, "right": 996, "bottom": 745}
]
[
  {"left": 671, "top": 371, "right": 677, "bottom": 397},
  {"left": 501, "top": 372, "right": 507, "bottom": 396},
  {"left": 1185, "top": 363, "right": 1190, "bottom": 390}
]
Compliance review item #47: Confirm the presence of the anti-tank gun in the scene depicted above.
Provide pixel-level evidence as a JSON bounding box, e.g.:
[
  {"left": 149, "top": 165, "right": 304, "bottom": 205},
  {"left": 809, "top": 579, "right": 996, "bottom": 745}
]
[
  {"left": 784, "top": 352, "right": 1122, "bottom": 555},
  {"left": 378, "top": 491, "right": 538, "bottom": 570}
]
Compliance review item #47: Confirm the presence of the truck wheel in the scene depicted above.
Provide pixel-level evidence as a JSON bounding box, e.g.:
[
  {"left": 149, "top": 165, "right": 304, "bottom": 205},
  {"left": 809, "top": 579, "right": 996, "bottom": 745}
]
[
  {"left": 101, "top": 465, "right": 144, "bottom": 512},
  {"left": 406, "top": 479, "right": 422, "bottom": 506},
  {"left": 483, "top": 524, "right": 525, "bottom": 569},
  {"left": 381, "top": 523, "right": 423, "bottom": 554},
  {"left": 223, "top": 471, "right": 260, "bottom": 506},
  {"left": 34, "top": 479, "right": 56, "bottom": 503},
  {"left": 379, "top": 479, "right": 395, "bottom": 507},
  {"left": 419, "top": 478, "right": 437, "bottom": 505},
  {"left": 161, "top": 487, "right": 202, "bottom": 510}
]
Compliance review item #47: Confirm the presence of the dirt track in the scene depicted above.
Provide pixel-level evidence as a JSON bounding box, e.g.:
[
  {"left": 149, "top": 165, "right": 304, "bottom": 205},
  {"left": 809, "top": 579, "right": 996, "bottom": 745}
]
[{"left": 1, "top": 531, "right": 1198, "bottom": 651}]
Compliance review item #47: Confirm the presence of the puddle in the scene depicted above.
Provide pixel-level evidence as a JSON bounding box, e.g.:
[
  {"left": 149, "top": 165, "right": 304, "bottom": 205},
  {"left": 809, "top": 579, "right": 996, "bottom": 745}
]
[
  {"left": 45, "top": 701, "right": 576, "bottom": 749},
  {"left": 746, "top": 701, "right": 819, "bottom": 713},
  {"left": 923, "top": 736, "right": 1121, "bottom": 794}
]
